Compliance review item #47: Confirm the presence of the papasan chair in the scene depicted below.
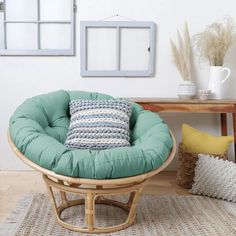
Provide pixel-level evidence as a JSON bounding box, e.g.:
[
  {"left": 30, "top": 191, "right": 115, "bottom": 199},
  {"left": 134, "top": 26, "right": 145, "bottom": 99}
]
[{"left": 8, "top": 90, "right": 176, "bottom": 234}]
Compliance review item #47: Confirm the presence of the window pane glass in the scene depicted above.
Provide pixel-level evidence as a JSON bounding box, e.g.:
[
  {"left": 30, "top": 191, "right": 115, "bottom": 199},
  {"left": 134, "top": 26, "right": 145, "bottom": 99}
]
[
  {"left": 120, "top": 28, "right": 150, "bottom": 71},
  {"left": 87, "top": 27, "right": 117, "bottom": 71},
  {"left": 40, "top": 24, "right": 71, "bottom": 49},
  {"left": 0, "top": 12, "right": 4, "bottom": 49},
  {"left": 5, "top": 0, "right": 37, "bottom": 21},
  {"left": 40, "top": 0, "right": 71, "bottom": 21},
  {"left": 6, "top": 23, "right": 37, "bottom": 49}
]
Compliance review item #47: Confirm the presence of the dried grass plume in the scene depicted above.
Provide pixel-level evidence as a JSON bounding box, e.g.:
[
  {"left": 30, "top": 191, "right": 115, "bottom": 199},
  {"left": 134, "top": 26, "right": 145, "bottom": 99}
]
[
  {"left": 170, "top": 23, "right": 192, "bottom": 81},
  {"left": 194, "top": 17, "right": 236, "bottom": 66}
]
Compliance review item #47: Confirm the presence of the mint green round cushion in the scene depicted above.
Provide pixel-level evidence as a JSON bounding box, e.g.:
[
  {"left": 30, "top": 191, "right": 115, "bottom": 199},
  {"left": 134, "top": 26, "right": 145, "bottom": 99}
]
[{"left": 9, "top": 90, "right": 173, "bottom": 179}]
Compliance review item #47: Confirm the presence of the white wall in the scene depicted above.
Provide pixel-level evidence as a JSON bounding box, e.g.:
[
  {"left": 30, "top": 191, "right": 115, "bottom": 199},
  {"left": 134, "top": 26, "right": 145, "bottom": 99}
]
[{"left": 1, "top": 0, "right": 236, "bottom": 170}]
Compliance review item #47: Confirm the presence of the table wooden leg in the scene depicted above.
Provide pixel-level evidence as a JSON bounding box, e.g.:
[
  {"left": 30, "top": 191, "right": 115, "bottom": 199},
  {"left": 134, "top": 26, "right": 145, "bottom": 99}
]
[
  {"left": 232, "top": 107, "right": 236, "bottom": 162},
  {"left": 220, "top": 113, "right": 227, "bottom": 136}
]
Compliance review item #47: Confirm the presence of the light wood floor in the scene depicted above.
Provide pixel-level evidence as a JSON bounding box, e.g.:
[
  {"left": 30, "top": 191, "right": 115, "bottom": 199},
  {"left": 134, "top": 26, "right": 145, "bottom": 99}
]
[{"left": 0, "top": 171, "right": 189, "bottom": 223}]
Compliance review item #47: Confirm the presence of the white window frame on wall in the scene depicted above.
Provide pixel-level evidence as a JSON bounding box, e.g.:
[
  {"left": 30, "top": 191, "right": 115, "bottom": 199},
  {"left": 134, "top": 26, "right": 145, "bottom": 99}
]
[
  {"left": 0, "top": 0, "right": 76, "bottom": 56},
  {"left": 80, "top": 21, "right": 156, "bottom": 77}
]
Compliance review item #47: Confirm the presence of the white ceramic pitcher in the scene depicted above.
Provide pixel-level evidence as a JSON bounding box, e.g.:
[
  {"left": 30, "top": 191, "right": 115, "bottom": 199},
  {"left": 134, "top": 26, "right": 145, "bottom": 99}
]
[{"left": 208, "top": 66, "right": 231, "bottom": 99}]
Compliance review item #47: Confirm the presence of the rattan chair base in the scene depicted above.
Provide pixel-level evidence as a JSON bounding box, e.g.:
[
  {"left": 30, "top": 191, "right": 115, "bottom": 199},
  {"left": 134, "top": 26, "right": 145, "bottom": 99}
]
[{"left": 43, "top": 175, "right": 145, "bottom": 234}]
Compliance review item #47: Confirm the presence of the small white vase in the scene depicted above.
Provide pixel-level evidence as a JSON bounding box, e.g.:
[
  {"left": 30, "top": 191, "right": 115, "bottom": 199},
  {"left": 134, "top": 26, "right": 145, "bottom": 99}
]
[
  {"left": 177, "top": 81, "right": 197, "bottom": 99},
  {"left": 208, "top": 66, "right": 231, "bottom": 99}
]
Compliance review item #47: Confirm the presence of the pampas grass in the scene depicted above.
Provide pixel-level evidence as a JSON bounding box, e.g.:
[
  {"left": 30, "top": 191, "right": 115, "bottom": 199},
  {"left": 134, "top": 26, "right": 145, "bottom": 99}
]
[
  {"left": 194, "top": 17, "right": 236, "bottom": 66},
  {"left": 170, "top": 23, "right": 192, "bottom": 81}
]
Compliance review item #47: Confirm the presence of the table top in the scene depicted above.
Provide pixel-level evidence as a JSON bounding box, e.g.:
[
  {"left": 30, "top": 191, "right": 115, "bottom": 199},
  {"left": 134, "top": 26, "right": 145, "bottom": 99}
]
[{"left": 128, "top": 98, "right": 236, "bottom": 104}]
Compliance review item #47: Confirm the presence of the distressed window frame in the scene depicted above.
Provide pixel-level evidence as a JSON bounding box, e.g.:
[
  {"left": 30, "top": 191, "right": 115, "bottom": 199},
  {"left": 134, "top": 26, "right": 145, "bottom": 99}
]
[
  {"left": 0, "top": 0, "right": 76, "bottom": 56},
  {"left": 80, "top": 21, "right": 156, "bottom": 77}
]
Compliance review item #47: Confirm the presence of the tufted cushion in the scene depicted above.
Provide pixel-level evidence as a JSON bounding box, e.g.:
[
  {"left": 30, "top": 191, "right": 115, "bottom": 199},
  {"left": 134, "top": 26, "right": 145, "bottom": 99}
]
[
  {"left": 65, "top": 99, "right": 132, "bottom": 150},
  {"left": 9, "top": 90, "right": 173, "bottom": 179}
]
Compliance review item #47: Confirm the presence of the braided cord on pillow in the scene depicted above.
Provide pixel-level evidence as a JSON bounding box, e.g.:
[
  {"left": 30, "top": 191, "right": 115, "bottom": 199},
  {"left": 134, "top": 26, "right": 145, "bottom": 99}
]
[{"left": 191, "top": 154, "right": 236, "bottom": 202}]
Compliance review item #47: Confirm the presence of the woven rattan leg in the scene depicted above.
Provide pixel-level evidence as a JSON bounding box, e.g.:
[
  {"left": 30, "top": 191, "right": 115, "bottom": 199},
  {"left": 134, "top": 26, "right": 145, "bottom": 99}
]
[
  {"left": 127, "top": 188, "right": 143, "bottom": 220},
  {"left": 45, "top": 183, "right": 60, "bottom": 220},
  {"left": 58, "top": 180, "right": 68, "bottom": 206},
  {"left": 85, "top": 193, "right": 95, "bottom": 232}
]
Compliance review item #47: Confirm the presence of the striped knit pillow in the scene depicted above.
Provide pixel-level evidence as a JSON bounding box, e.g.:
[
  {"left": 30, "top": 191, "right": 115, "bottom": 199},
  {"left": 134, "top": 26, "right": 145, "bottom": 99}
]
[{"left": 65, "top": 99, "right": 132, "bottom": 150}]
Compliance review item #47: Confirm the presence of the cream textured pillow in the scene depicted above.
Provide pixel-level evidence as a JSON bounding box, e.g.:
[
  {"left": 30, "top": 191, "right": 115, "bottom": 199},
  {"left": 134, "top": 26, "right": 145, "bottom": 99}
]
[{"left": 190, "top": 154, "right": 236, "bottom": 202}]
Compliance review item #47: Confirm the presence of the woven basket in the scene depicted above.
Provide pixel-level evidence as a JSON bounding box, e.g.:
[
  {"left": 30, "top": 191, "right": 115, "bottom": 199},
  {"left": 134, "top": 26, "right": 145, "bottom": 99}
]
[{"left": 177, "top": 143, "right": 227, "bottom": 189}]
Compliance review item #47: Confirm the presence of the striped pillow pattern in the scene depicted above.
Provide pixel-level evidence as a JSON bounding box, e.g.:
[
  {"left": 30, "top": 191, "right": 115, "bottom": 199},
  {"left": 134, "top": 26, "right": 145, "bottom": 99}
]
[{"left": 65, "top": 99, "right": 132, "bottom": 150}]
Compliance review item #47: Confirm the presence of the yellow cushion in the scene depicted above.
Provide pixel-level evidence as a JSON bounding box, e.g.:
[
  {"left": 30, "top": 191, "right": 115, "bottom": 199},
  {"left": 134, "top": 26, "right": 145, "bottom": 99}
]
[{"left": 182, "top": 124, "right": 234, "bottom": 154}]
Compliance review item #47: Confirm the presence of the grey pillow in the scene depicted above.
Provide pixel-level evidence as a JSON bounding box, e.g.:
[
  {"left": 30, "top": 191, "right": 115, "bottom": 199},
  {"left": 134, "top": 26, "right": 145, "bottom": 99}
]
[
  {"left": 190, "top": 154, "right": 236, "bottom": 202},
  {"left": 65, "top": 99, "right": 132, "bottom": 150}
]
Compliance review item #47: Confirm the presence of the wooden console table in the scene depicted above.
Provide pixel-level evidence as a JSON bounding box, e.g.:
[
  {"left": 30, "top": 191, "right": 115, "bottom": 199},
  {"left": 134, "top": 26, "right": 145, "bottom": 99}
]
[{"left": 131, "top": 98, "right": 236, "bottom": 162}]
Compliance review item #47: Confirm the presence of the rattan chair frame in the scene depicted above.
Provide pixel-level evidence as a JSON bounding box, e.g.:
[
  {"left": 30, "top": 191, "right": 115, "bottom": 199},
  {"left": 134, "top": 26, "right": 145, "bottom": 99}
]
[{"left": 8, "top": 131, "right": 176, "bottom": 233}]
